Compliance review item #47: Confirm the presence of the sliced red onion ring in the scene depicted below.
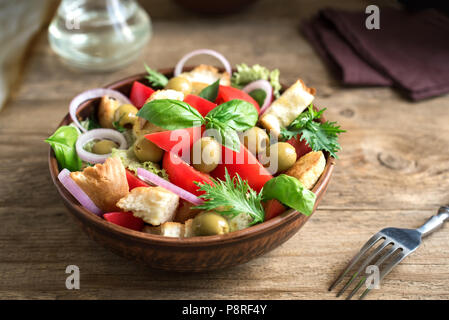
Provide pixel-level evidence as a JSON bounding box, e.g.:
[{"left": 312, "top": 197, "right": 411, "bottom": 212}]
[
  {"left": 137, "top": 168, "right": 204, "bottom": 206},
  {"left": 174, "top": 49, "right": 232, "bottom": 77},
  {"left": 58, "top": 169, "right": 103, "bottom": 216},
  {"left": 70, "top": 88, "right": 131, "bottom": 132},
  {"left": 76, "top": 128, "right": 127, "bottom": 164},
  {"left": 242, "top": 79, "right": 273, "bottom": 115}
]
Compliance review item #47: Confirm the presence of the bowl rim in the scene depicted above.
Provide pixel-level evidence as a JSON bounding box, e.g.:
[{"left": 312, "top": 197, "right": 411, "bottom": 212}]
[{"left": 48, "top": 69, "right": 336, "bottom": 247}]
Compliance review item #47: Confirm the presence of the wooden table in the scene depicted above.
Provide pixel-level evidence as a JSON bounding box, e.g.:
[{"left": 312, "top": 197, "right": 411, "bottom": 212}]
[{"left": 1, "top": 0, "right": 448, "bottom": 300}]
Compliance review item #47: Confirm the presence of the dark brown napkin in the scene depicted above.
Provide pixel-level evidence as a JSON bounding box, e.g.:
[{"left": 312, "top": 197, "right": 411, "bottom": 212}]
[{"left": 303, "top": 8, "right": 449, "bottom": 100}]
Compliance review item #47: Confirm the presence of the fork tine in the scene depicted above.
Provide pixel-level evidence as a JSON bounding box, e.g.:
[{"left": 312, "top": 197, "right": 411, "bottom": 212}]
[
  {"left": 336, "top": 238, "right": 391, "bottom": 297},
  {"left": 358, "top": 249, "right": 406, "bottom": 300},
  {"left": 328, "top": 233, "right": 384, "bottom": 291}
]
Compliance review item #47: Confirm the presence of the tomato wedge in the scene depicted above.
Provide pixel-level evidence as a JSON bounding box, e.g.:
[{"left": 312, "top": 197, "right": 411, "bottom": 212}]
[
  {"left": 286, "top": 135, "right": 312, "bottom": 159},
  {"left": 145, "top": 126, "right": 203, "bottom": 160},
  {"left": 263, "top": 199, "right": 287, "bottom": 221},
  {"left": 184, "top": 94, "right": 217, "bottom": 117},
  {"left": 129, "top": 81, "right": 155, "bottom": 109},
  {"left": 162, "top": 152, "right": 213, "bottom": 196},
  {"left": 210, "top": 144, "right": 272, "bottom": 192},
  {"left": 126, "top": 170, "right": 149, "bottom": 191},
  {"left": 215, "top": 85, "right": 260, "bottom": 114},
  {"left": 103, "top": 211, "right": 144, "bottom": 231}
]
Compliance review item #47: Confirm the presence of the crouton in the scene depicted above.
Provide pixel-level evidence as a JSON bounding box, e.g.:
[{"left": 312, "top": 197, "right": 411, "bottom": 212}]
[
  {"left": 70, "top": 157, "right": 128, "bottom": 212},
  {"left": 183, "top": 219, "right": 194, "bottom": 238},
  {"left": 143, "top": 225, "right": 161, "bottom": 235},
  {"left": 148, "top": 89, "right": 184, "bottom": 102},
  {"left": 285, "top": 151, "right": 326, "bottom": 190},
  {"left": 179, "top": 64, "right": 231, "bottom": 86},
  {"left": 228, "top": 213, "right": 253, "bottom": 232},
  {"left": 116, "top": 186, "right": 180, "bottom": 225},
  {"left": 160, "top": 222, "right": 184, "bottom": 237},
  {"left": 259, "top": 79, "right": 315, "bottom": 136},
  {"left": 98, "top": 96, "right": 120, "bottom": 129}
]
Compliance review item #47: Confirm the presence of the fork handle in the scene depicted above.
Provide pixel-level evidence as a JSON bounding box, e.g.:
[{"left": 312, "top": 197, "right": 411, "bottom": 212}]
[{"left": 416, "top": 206, "right": 449, "bottom": 237}]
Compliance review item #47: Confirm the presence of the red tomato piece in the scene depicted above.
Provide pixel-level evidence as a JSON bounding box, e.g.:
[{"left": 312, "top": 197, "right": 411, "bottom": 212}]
[
  {"left": 103, "top": 211, "right": 144, "bottom": 231},
  {"left": 129, "top": 81, "right": 155, "bottom": 109},
  {"left": 126, "top": 170, "right": 149, "bottom": 191},
  {"left": 286, "top": 135, "right": 312, "bottom": 159},
  {"left": 145, "top": 126, "right": 203, "bottom": 160},
  {"left": 263, "top": 199, "right": 287, "bottom": 221},
  {"left": 162, "top": 152, "right": 213, "bottom": 196},
  {"left": 215, "top": 85, "right": 260, "bottom": 114},
  {"left": 184, "top": 94, "right": 218, "bottom": 117},
  {"left": 210, "top": 144, "right": 272, "bottom": 192}
]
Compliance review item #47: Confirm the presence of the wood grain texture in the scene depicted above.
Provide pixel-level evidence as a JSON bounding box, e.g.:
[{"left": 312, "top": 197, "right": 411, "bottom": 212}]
[{"left": 1, "top": 0, "right": 448, "bottom": 299}]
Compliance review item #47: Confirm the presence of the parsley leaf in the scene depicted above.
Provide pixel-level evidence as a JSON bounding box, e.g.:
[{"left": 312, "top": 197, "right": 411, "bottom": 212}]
[
  {"left": 281, "top": 104, "right": 345, "bottom": 158},
  {"left": 144, "top": 64, "right": 168, "bottom": 88},
  {"left": 194, "top": 169, "right": 265, "bottom": 225}
]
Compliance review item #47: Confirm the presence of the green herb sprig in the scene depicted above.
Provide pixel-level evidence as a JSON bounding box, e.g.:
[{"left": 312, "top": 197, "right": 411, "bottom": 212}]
[
  {"left": 281, "top": 104, "right": 345, "bottom": 158},
  {"left": 194, "top": 169, "right": 265, "bottom": 225},
  {"left": 144, "top": 64, "right": 168, "bottom": 88}
]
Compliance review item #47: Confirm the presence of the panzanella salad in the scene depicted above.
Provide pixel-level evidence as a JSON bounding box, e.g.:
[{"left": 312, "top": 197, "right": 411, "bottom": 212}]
[{"left": 46, "top": 49, "right": 345, "bottom": 238}]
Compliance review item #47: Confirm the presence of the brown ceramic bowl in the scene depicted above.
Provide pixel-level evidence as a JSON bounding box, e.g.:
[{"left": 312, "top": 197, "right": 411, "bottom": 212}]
[{"left": 48, "top": 68, "right": 335, "bottom": 272}]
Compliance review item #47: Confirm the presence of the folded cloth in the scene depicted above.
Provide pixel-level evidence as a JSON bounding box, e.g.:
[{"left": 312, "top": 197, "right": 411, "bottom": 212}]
[{"left": 303, "top": 8, "right": 449, "bottom": 100}]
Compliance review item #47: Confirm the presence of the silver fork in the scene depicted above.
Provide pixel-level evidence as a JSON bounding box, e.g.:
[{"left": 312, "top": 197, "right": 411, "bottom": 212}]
[{"left": 329, "top": 205, "right": 449, "bottom": 300}]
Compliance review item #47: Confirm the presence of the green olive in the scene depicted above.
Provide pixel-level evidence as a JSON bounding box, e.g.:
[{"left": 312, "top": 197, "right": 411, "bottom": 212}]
[
  {"left": 239, "top": 126, "right": 269, "bottom": 155},
  {"left": 192, "top": 211, "right": 230, "bottom": 236},
  {"left": 132, "top": 118, "right": 163, "bottom": 138},
  {"left": 133, "top": 135, "right": 163, "bottom": 162},
  {"left": 91, "top": 139, "right": 118, "bottom": 155},
  {"left": 260, "top": 142, "right": 297, "bottom": 174},
  {"left": 191, "top": 137, "right": 221, "bottom": 173},
  {"left": 165, "top": 76, "right": 192, "bottom": 95},
  {"left": 113, "top": 104, "right": 138, "bottom": 128}
]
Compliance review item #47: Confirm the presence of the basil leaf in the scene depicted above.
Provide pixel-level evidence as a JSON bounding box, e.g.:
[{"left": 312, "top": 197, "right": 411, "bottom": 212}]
[
  {"left": 45, "top": 126, "right": 82, "bottom": 172},
  {"left": 137, "top": 99, "right": 205, "bottom": 130},
  {"left": 199, "top": 79, "right": 220, "bottom": 102},
  {"left": 206, "top": 119, "right": 241, "bottom": 152},
  {"left": 205, "top": 99, "right": 258, "bottom": 132},
  {"left": 262, "top": 174, "right": 316, "bottom": 216},
  {"left": 248, "top": 89, "right": 266, "bottom": 108}
]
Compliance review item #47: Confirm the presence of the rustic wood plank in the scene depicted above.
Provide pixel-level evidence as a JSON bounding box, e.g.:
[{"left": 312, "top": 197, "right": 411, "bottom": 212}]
[{"left": 0, "top": 0, "right": 448, "bottom": 300}]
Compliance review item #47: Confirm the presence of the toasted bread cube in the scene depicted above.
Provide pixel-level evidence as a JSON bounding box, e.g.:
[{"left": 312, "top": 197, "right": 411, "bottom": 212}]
[
  {"left": 285, "top": 151, "right": 326, "bottom": 190},
  {"left": 184, "top": 219, "right": 194, "bottom": 238},
  {"left": 116, "top": 186, "right": 180, "bottom": 225},
  {"left": 160, "top": 222, "right": 184, "bottom": 237},
  {"left": 259, "top": 79, "right": 315, "bottom": 136},
  {"left": 179, "top": 64, "right": 231, "bottom": 86},
  {"left": 143, "top": 225, "right": 161, "bottom": 235},
  {"left": 70, "top": 157, "right": 129, "bottom": 212},
  {"left": 147, "top": 89, "right": 184, "bottom": 102}
]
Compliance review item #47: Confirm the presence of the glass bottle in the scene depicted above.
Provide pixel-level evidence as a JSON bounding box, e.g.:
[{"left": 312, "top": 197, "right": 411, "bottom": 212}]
[{"left": 48, "top": 0, "right": 151, "bottom": 71}]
